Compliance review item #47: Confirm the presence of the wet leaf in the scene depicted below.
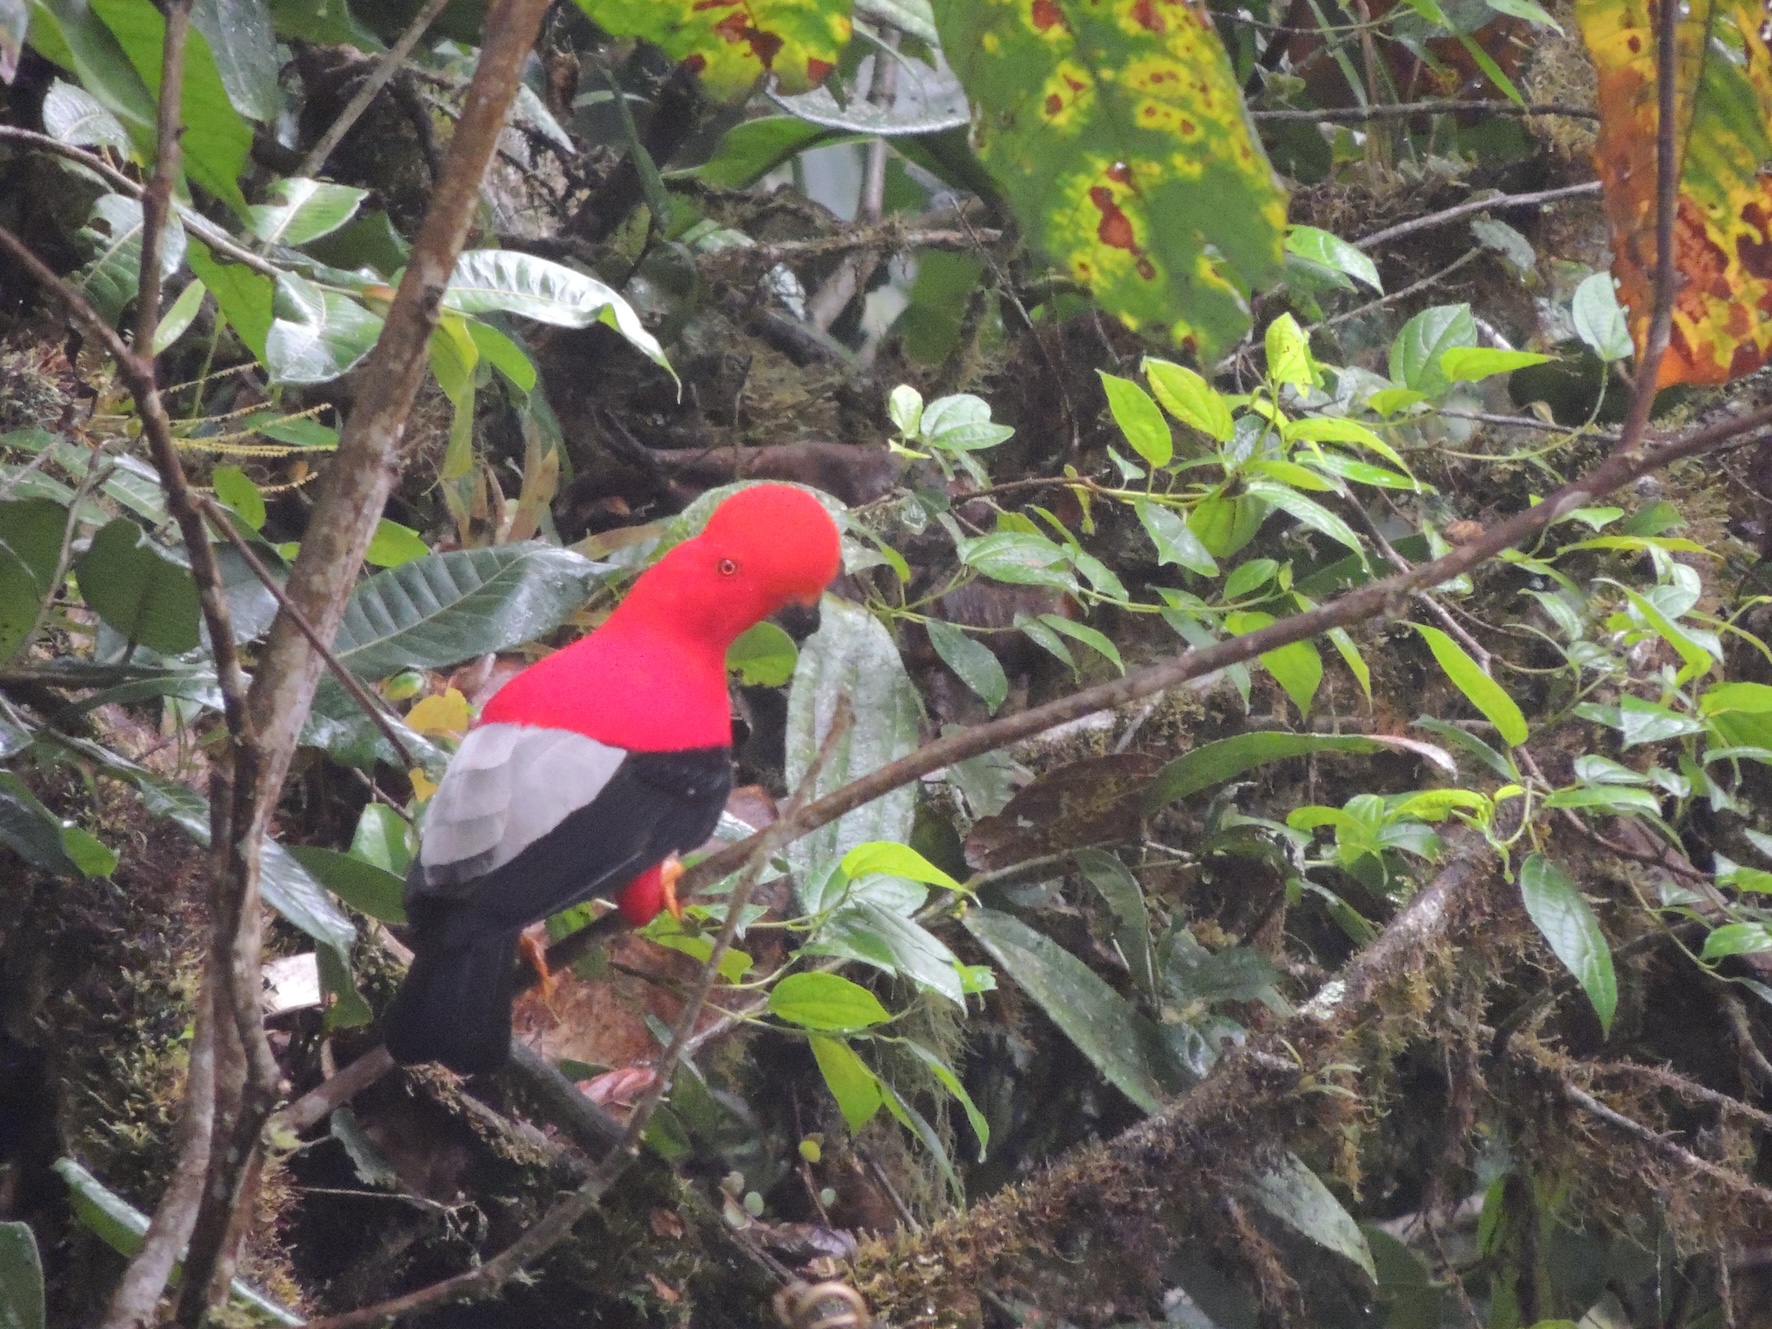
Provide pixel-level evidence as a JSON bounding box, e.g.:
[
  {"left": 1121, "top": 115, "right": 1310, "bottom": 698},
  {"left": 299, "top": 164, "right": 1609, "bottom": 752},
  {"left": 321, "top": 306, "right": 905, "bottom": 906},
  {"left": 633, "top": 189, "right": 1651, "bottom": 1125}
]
[
  {"left": 287, "top": 846, "right": 407, "bottom": 924},
  {"left": 1413, "top": 624, "right": 1528, "bottom": 746},
  {"left": 1250, "top": 1154, "right": 1376, "bottom": 1280},
  {"left": 1389, "top": 303, "right": 1477, "bottom": 397},
  {"left": 567, "top": 0, "right": 850, "bottom": 100},
  {"left": 1579, "top": 0, "right": 1772, "bottom": 383},
  {"left": 248, "top": 177, "right": 367, "bottom": 247},
  {"left": 444, "top": 250, "right": 671, "bottom": 374},
  {"left": 925, "top": 619, "right": 1009, "bottom": 713},
  {"left": 940, "top": 0, "right": 1286, "bottom": 356},
  {"left": 769, "top": 972, "right": 892, "bottom": 1030},
  {"left": 1519, "top": 852, "right": 1616, "bottom": 1034},
  {"left": 74, "top": 519, "right": 200, "bottom": 655},
  {"left": 264, "top": 273, "right": 383, "bottom": 386}
]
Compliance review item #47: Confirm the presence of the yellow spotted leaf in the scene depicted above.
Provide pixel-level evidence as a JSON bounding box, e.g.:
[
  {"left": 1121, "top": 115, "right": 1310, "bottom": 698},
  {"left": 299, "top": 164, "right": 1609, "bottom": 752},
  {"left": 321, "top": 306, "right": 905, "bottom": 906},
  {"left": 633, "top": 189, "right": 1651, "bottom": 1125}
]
[
  {"left": 406, "top": 688, "right": 471, "bottom": 739},
  {"left": 1579, "top": 0, "right": 1772, "bottom": 385},
  {"left": 574, "top": 0, "right": 852, "bottom": 101},
  {"left": 939, "top": 0, "right": 1286, "bottom": 356}
]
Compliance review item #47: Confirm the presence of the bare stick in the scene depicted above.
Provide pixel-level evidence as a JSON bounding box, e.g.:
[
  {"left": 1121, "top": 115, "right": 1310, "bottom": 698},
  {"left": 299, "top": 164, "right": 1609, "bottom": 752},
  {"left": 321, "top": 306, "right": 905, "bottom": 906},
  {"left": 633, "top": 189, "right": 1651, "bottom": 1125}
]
[
  {"left": 296, "top": 0, "right": 455, "bottom": 180},
  {"left": 1250, "top": 99, "right": 1599, "bottom": 123},
  {"left": 1354, "top": 181, "right": 1601, "bottom": 251},
  {"left": 197, "top": 497, "right": 420, "bottom": 770}
]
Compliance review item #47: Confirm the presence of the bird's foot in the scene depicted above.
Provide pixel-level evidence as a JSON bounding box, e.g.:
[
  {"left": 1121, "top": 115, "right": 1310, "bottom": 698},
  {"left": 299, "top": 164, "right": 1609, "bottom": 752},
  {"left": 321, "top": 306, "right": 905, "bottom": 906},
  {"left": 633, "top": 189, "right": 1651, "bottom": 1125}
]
[
  {"left": 518, "top": 929, "right": 558, "bottom": 1006},
  {"left": 660, "top": 854, "right": 685, "bottom": 921}
]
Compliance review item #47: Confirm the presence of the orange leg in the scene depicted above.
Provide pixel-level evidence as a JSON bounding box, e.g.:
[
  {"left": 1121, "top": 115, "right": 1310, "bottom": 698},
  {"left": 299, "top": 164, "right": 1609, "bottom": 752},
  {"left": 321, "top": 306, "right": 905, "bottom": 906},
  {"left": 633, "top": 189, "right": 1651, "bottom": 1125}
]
[
  {"left": 518, "top": 930, "right": 557, "bottom": 1004},
  {"left": 659, "top": 854, "right": 685, "bottom": 921}
]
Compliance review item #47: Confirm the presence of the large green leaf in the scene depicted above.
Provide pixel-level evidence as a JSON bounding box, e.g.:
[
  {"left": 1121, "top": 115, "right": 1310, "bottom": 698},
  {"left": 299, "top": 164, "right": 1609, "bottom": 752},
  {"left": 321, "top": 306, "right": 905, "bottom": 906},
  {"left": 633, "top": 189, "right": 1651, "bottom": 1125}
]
[
  {"left": 72, "top": 193, "right": 185, "bottom": 324},
  {"left": 187, "top": 240, "right": 274, "bottom": 359},
  {"left": 190, "top": 0, "right": 276, "bottom": 120},
  {"left": 809, "top": 1035, "right": 884, "bottom": 1133},
  {"left": 1519, "top": 852, "right": 1616, "bottom": 1035},
  {"left": 925, "top": 619, "right": 1008, "bottom": 713},
  {"left": 263, "top": 272, "right": 384, "bottom": 385},
  {"left": 1148, "top": 731, "right": 1399, "bottom": 808},
  {"left": 332, "top": 543, "right": 606, "bottom": 679},
  {"left": 785, "top": 594, "right": 922, "bottom": 871},
  {"left": 0, "top": 498, "right": 68, "bottom": 663},
  {"left": 25, "top": 0, "right": 157, "bottom": 159},
  {"left": 1414, "top": 623, "right": 1528, "bottom": 747},
  {"left": 73, "top": 519, "right": 200, "bottom": 655},
  {"left": 39, "top": 75, "right": 131, "bottom": 148},
  {"left": 569, "top": 0, "right": 852, "bottom": 101},
  {"left": 939, "top": 0, "right": 1286, "bottom": 356},
  {"left": 89, "top": 0, "right": 251, "bottom": 212},
  {"left": 0, "top": 771, "right": 78, "bottom": 876},
  {"left": 248, "top": 177, "right": 367, "bottom": 248},
  {"left": 442, "top": 249, "right": 670, "bottom": 373},
  {"left": 1249, "top": 1153, "right": 1376, "bottom": 1280},
  {"left": 769, "top": 971, "right": 892, "bottom": 1030},
  {"left": 965, "top": 907, "right": 1177, "bottom": 1112},
  {"left": 1389, "top": 303, "right": 1478, "bottom": 397},
  {"left": 0, "top": 1221, "right": 45, "bottom": 1329}
]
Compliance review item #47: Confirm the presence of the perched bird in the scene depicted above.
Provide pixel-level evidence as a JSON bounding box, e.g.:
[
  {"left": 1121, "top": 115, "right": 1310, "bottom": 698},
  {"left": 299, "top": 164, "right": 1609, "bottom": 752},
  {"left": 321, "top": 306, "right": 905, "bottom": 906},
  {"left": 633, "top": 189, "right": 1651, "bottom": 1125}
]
[{"left": 383, "top": 485, "right": 842, "bottom": 1075}]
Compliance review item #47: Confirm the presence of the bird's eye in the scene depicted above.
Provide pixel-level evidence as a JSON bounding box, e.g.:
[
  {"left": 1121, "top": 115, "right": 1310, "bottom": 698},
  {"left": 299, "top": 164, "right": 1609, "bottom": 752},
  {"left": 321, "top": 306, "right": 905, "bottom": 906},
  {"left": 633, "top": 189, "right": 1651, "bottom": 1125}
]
[{"left": 718, "top": 558, "right": 739, "bottom": 576}]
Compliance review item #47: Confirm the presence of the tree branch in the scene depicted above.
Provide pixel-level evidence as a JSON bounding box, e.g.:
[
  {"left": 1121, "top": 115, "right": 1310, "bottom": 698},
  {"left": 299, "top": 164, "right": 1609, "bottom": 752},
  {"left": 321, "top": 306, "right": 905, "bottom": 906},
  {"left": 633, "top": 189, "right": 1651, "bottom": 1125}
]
[
  {"left": 1354, "top": 181, "right": 1601, "bottom": 251},
  {"left": 296, "top": 0, "right": 454, "bottom": 180}
]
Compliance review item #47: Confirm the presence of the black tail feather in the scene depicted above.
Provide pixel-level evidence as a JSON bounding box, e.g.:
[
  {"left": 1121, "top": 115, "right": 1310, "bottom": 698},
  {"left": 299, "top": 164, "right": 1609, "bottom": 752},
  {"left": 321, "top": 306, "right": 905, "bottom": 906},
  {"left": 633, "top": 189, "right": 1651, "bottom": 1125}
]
[{"left": 382, "top": 934, "right": 518, "bottom": 1076}]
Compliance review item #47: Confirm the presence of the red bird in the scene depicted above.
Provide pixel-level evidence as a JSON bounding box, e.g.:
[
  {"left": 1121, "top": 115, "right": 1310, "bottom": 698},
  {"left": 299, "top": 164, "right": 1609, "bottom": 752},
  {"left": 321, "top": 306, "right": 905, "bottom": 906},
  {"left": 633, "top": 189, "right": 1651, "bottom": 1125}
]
[{"left": 383, "top": 485, "right": 842, "bottom": 1075}]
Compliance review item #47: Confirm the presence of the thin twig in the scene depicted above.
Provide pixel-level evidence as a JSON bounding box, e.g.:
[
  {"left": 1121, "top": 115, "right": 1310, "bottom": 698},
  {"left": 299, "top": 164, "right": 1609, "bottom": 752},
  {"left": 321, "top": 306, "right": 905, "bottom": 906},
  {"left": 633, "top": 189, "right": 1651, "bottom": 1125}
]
[
  {"left": 296, "top": 0, "right": 454, "bottom": 180},
  {"left": 1721, "top": 993, "right": 1772, "bottom": 1087},
  {"left": 197, "top": 496, "right": 420, "bottom": 770},
  {"left": 1354, "top": 181, "right": 1602, "bottom": 251},
  {"left": 1250, "top": 99, "right": 1599, "bottom": 123},
  {"left": 1560, "top": 1079, "right": 1772, "bottom": 1209},
  {"left": 1318, "top": 247, "right": 1483, "bottom": 330}
]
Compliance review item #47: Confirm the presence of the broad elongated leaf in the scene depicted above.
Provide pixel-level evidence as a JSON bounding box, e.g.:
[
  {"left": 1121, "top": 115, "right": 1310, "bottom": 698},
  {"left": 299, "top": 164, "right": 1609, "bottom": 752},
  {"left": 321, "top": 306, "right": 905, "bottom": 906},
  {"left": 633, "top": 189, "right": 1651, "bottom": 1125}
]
[
  {"left": 264, "top": 272, "right": 383, "bottom": 385},
  {"left": 1414, "top": 623, "right": 1528, "bottom": 746},
  {"left": 39, "top": 76, "right": 129, "bottom": 148},
  {"left": 89, "top": 0, "right": 251, "bottom": 211},
  {"left": 333, "top": 543, "right": 607, "bottom": 679},
  {"left": 248, "top": 177, "right": 367, "bottom": 247},
  {"left": 0, "top": 498, "right": 67, "bottom": 662},
  {"left": 1389, "top": 303, "right": 1477, "bottom": 397},
  {"left": 0, "top": 772, "right": 77, "bottom": 876},
  {"left": 940, "top": 0, "right": 1286, "bottom": 357},
  {"left": 925, "top": 619, "right": 1008, "bottom": 713},
  {"left": 73, "top": 194, "right": 185, "bottom": 325},
  {"left": 688, "top": 116, "right": 867, "bottom": 188},
  {"left": 191, "top": 0, "right": 277, "bottom": 120},
  {"left": 1148, "top": 731, "right": 1453, "bottom": 808},
  {"left": 786, "top": 594, "right": 922, "bottom": 870},
  {"left": 1578, "top": 0, "right": 1772, "bottom": 384},
  {"left": 287, "top": 846, "right": 407, "bottom": 924},
  {"left": 73, "top": 519, "right": 200, "bottom": 654},
  {"left": 1076, "top": 848, "right": 1156, "bottom": 1000},
  {"left": 769, "top": 971, "right": 891, "bottom": 1030},
  {"left": 443, "top": 249, "right": 670, "bottom": 372},
  {"left": 810, "top": 1035, "right": 884, "bottom": 1132},
  {"left": 965, "top": 907, "right": 1178, "bottom": 1111},
  {"left": 24, "top": 0, "right": 156, "bottom": 157},
  {"left": 569, "top": 0, "right": 851, "bottom": 100},
  {"left": 770, "top": 51, "right": 970, "bottom": 134},
  {"left": 0, "top": 1221, "right": 44, "bottom": 1329},
  {"left": 187, "top": 240, "right": 275, "bottom": 359},
  {"left": 1250, "top": 1153, "right": 1376, "bottom": 1280},
  {"left": 1519, "top": 852, "right": 1616, "bottom": 1034}
]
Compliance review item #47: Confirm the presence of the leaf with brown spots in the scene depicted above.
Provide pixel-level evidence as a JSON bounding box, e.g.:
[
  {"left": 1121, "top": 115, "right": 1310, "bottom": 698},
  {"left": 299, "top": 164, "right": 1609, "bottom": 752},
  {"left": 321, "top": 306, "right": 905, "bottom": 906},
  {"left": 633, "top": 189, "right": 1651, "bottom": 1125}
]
[
  {"left": 1579, "top": 0, "right": 1772, "bottom": 385},
  {"left": 939, "top": 0, "right": 1286, "bottom": 356},
  {"left": 574, "top": 0, "right": 852, "bottom": 101}
]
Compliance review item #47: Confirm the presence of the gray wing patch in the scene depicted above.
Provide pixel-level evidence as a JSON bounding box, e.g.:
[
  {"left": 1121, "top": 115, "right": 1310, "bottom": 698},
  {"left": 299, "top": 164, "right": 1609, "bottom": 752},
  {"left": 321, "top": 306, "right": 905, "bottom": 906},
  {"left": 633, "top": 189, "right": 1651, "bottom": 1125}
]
[{"left": 418, "top": 723, "right": 625, "bottom": 890}]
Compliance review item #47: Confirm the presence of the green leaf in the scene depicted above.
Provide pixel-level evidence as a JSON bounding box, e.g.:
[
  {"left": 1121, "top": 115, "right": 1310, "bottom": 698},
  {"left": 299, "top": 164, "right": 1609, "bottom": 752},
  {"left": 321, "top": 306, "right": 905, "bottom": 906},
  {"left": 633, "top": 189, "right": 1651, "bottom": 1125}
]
[
  {"left": 287, "top": 845, "right": 407, "bottom": 924},
  {"left": 264, "top": 273, "right": 384, "bottom": 386},
  {"left": 769, "top": 972, "right": 892, "bottom": 1031},
  {"left": 443, "top": 249, "right": 670, "bottom": 374},
  {"left": 466, "top": 320, "right": 537, "bottom": 392},
  {"left": 152, "top": 277, "right": 207, "bottom": 353},
  {"left": 1389, "top": 303, "right": 1478, "bottom": 396},
  {"left": 210, "top": 465, "right": 264, "bottom": 530},
  {"left": 841, "top": 841, "right": 962, "bottom": 894},
  {"left": 187, "top": 241, "right": 274, "bottom": 360},
  {"left": 1572, "top": 271, "right": 1632, "bottom": 362},
  {"left": 0, "top": 772, "right": 78, "bottom": 876},
  {"left": 1250, "top": 1154, "right": 1376, "bottom": 1280},
  {"left": 1701, "top": 922, "right": 1772, "bottom": 960},
  {"left": 726, "top": 620, "right": 798, "bottom": 686},
  {"left": 25, "top": 0, "right": 157, "bottom": 161},
  {"left": 90, "top": 0, "right": 251, "bottom": 212},
  {"left": 1226, "top": 609, "right": 1322, "bottom": 717},
  {"left": 74, "top": 519, "right": 201, "bottom": 654},
  {"left": 1142, "top": 356, "right": 1234, "bottom": 442},
  {"left": 1519, "top": 852, "right": 1616, "bottom": 1035},
  {"left": 1147, "top": 731, "right": 1395, "bottom": 808},
  {"left": 1224, "top": 557, "right": 1278, "bottom": 598},
  {"left": 786, "top": 595, "right": 922, "bottom": 870},
  {"left": 809, "top": 1035, "right": 884, "bottom": 1132},
  {"left": 191, "top": 0, "right": 278, "bottom": 120},
  {"left": 333, "top": 543, "right": 606, "bottom": 678},
  {"left": 572, "top": 0, "right": 848, "bottom": 99},
  {"left": 1617, "top": 695, "right": 1706, "bottom": 747},
  {"left": 349, "top": 802, "right": 411, "bottom": 875},
  {"left": 964, "top": 908, "right": 1177, "bottom": 1112},
  {"left": 925, "top": 619, "right": 1009, "bottom": 713},
  {"left": 1285, "top": 226, "right": 1381, "bottom": 292},
  {"left": 0, "top": 498, "right": 68, "bottom": 662},
  {"left": 689, "top": 115, "right": 865, "bottom": 188},
  {"left": 59, "top": 822, "right": 117, "bottom": 877},
  {"left": 957, "top": 531, "right": 1077, "bottom": 589},
  {"left": 74, "top": 193, "right": 185, "bottom": 324},
  {"left": 1098, "top": 372, "right": 1173, "bottom": 468},
  {"left": 39, "top": 76, "right": 130, "bottom": 149},
  {"left": 901, "top": 1037, "right": 991, "bottom": 1159},
  {"left": 1243, "top": 479, "right": 1366, "bottom": 558},
  {"left": 247, "top": 177, "right": 367, "bottom": 247},
  {"left": 0, "top": 1221, "right": 45, "bottom": 1329},
  {"left": 1439, "top": 347, "right": 1554, "bottom": 381},
  {"left": 940, "top": 0, "right": 1286, "bottom": 357},
  {"left": 1701, "top": 682, "right": 1772, "bottom": 715},
  {"left": 51, "top": 1159, "right": 301, "bottom": 1326},
  {"left": 1038, "top": 613, "right": 1125, "bottom": 674},
  {"left": 888, "top": 383, "right": 923, "bottom": 437},
  {"left": 362, "top": 519, "right": 428, "bottom": 569},
  {"left": 1484, "top": 0, "right": 1561, "bottom": 29},
  {"left": 1188, "top": 490, "right": 1267, "bottom": 559},
  {"left": 1075, "top": 848, "right": 1155, "bottom": 1000},
  {"left": 1264, "top": 312, "right": 1316, "bottom": 388},
  {"left": 1326, "top": 625, "right": 1372, "bottom": 702},
  {"left": 1413, "top": 623, "right": 1528, "bottom": 747}
]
